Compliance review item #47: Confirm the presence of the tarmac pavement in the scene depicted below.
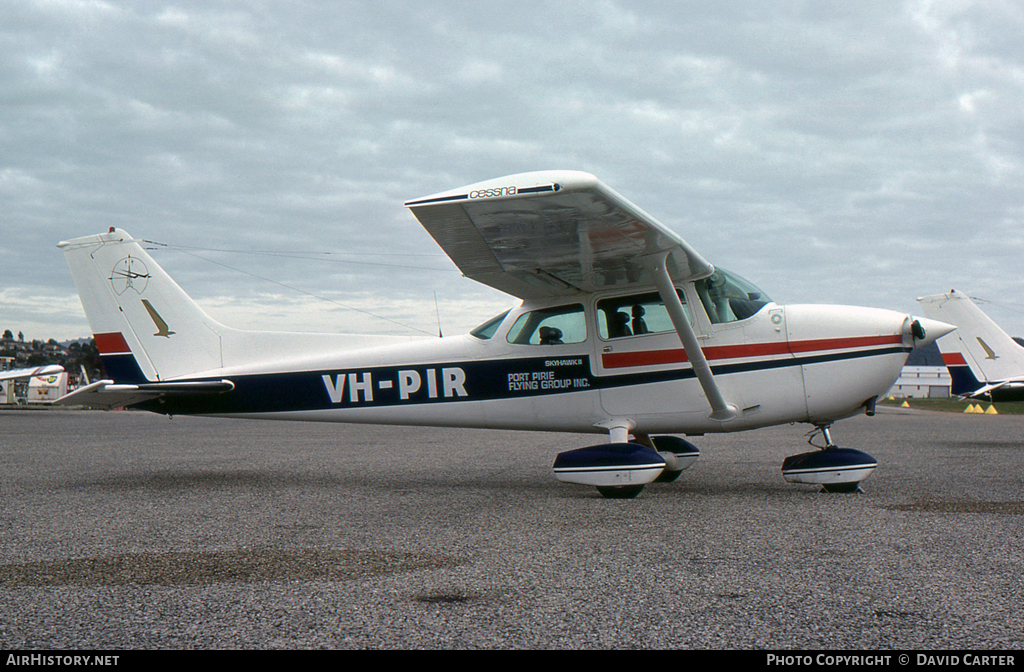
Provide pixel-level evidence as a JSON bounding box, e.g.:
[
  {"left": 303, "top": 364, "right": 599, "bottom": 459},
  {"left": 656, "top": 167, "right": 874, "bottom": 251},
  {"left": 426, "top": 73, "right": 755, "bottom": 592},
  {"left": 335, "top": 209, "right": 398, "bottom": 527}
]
[{"left": 1, "top": 406, "right": 1022, "bottom": 649}]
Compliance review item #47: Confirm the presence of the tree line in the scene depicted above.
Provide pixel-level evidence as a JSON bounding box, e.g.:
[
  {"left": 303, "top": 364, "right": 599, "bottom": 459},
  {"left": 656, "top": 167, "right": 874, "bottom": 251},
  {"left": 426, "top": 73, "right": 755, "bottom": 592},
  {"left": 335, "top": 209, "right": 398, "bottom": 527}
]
[{"left": 1, "top": 330, "right": 105, "bottom": 382}]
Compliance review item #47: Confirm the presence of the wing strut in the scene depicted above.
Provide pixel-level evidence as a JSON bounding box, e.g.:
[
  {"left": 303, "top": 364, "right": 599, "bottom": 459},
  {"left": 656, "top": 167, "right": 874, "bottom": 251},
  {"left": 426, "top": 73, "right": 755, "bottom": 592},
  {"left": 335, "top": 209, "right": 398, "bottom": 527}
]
[{"left": 647, "top": 250, "right": 737, "bottom": 422}]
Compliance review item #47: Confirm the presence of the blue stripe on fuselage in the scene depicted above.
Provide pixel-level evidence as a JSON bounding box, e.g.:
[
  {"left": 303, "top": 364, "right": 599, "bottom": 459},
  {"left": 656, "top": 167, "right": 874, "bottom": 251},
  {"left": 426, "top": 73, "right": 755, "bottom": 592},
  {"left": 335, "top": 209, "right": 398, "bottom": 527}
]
[{"left": 130, "top": 345, "right": 909, "bottom": 416}]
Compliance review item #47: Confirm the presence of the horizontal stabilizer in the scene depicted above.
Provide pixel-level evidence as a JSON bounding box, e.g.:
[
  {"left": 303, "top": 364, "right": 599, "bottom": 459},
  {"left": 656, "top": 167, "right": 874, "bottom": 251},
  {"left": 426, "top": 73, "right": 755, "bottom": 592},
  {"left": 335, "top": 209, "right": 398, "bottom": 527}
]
[
  {"left": 53, "top": 379, "right": 235, "bottom": 409},
  {"left": 0, "top": 364, "right": 64, "bottom": 382},
  {"left": 962, "top": 378, "right": 1024, "bottom": 399}
]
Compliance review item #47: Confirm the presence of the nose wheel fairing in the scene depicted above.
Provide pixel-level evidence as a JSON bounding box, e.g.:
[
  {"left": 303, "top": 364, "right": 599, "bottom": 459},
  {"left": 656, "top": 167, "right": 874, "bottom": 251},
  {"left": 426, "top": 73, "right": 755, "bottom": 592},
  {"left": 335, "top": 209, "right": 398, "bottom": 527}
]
[
  {"left": 781, "top": 447, "right": 878, "bottom": 492},
  {"left": 781, "top": 425, "right": 878, "bottom": 493}
]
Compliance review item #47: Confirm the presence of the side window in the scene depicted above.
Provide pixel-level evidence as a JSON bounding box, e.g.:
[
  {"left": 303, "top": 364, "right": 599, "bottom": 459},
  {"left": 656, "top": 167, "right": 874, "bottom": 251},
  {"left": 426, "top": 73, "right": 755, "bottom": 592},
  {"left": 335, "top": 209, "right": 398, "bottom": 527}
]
[
  {"left": 597, "top": 291, "right": 690, "bottom": 340},
  {"left": 470, "top": 310, "right": 510, "bottom": 340},
  {"left": 506, "top": 304, "right": 587, "bottom": 345}
]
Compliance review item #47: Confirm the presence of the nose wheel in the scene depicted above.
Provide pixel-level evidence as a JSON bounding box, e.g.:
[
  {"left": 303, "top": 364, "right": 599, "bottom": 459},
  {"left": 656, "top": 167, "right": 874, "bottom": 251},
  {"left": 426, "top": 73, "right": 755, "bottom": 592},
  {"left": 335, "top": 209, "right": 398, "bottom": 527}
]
[{"left": 596, "top": 484, "right": 647, "bottom": 499}]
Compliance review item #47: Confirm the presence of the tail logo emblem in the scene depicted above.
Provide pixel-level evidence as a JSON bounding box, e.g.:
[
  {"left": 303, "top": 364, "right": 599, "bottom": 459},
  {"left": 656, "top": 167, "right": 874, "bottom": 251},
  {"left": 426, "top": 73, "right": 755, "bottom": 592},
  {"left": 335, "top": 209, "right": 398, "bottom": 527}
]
[
  {"left": 110, "top": 256, "right": 150, "bottom": 295},
  {"left": 141, "top": 299, "right": 176, "bottom": 337},
  {"left": 977, "top": 337, "right": 999, "bottom": 360}
]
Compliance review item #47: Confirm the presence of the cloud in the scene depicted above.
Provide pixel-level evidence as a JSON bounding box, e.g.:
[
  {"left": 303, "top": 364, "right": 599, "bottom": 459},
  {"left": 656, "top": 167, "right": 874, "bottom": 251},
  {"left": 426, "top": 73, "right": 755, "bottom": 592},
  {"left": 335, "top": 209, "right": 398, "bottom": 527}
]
[{"left": 3, "top": 1, "right": 1024, "bottom": 341}]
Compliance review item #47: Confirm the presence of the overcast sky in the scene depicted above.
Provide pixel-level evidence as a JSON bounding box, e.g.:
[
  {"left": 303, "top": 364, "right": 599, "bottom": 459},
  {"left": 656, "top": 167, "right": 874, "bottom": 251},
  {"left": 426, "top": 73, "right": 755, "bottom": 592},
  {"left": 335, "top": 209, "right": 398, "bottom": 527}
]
[{"left": 4, "top": 0, "right": 1024, "bottom": 343}]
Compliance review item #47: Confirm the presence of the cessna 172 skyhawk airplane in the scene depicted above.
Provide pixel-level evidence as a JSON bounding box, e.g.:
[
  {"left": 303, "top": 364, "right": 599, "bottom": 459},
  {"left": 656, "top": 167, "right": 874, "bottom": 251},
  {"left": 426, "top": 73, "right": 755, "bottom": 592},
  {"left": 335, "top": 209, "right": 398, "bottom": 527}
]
[
  {"left": 918, "top": 289, "right": 1024, "bottom": 402},
  {"left": 55, "top": 171, "right": 953, "bottom": 497}
]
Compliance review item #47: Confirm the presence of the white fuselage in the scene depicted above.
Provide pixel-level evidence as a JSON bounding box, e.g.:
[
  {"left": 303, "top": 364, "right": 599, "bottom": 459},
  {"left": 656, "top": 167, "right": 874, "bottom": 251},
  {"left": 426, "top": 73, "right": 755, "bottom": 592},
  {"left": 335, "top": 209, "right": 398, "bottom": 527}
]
[{"left": 146, "top": 288, "right": 915, "bottom": 437}]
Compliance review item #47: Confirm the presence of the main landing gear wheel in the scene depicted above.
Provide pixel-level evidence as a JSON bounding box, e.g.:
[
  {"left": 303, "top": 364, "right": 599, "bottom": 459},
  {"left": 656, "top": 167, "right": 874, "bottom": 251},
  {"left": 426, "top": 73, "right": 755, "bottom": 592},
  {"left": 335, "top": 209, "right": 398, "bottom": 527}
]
[
  {"left": 781, "top": 425, "right": 878, "bottom": 493},
  {"left": 654, "top": 470, "right": 683, "bottom": 483},
  {"left": 596, "top": 484, "right": 646, "bottom": 499}
]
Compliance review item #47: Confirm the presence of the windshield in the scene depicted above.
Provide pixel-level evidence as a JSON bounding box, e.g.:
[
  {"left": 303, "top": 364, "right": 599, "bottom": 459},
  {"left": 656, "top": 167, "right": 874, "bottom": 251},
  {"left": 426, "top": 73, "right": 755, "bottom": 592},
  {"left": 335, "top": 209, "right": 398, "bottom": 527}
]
[{"left": 694, "top": 268, "right": 771, "bottom": 324}]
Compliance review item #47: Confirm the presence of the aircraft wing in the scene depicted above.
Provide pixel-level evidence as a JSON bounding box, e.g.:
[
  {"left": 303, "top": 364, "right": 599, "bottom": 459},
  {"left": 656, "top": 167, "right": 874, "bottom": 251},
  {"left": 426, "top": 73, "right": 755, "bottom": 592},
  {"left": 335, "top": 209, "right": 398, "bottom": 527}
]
[
  {"left": 53, "top": 379, "right": 235, "bottom": 410},
  {"left": 405, "top": 171, "right": 714, "bottom": 299},
  {"left": 0, "top": 364, "right": 64, "bottom": 382}
]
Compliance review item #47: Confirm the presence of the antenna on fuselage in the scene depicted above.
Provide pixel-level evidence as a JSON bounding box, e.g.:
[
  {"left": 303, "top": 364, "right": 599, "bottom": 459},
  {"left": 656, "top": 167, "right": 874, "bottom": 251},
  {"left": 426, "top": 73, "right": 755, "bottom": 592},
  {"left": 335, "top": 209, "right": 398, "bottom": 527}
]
[{"left": 434, "top": 291, "right": 443, "bottom": 338}]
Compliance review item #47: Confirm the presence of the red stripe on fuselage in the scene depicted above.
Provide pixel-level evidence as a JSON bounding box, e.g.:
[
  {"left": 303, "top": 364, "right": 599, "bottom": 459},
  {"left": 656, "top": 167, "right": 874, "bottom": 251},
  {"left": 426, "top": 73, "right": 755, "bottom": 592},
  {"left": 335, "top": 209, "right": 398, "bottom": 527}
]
[
  {"left": 942, "top": 352, "right": 968, "bottom": 366},
  {"left": 94, "top": 332, "right": 132, "bottom": 355},
  {"left": 601, "top": 334, "right": 903, "bottom": 369}
]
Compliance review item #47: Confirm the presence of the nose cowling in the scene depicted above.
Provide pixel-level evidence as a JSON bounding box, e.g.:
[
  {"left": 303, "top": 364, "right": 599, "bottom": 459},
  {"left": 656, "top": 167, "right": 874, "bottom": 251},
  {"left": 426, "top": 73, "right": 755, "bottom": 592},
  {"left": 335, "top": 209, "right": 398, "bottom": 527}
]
[{"left": 784, "top": 305, "right": 956, "bottom": 425}]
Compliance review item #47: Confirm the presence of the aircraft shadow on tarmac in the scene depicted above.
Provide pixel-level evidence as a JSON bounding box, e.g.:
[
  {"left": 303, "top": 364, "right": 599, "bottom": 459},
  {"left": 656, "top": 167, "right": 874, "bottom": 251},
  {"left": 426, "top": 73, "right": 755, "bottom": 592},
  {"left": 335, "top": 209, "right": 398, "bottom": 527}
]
[
  {"left": 64, "top": 466, "right": 832, "bottom": 500},
  {"left": 0, "top": 547, "right": 463, "bottom": 588}
]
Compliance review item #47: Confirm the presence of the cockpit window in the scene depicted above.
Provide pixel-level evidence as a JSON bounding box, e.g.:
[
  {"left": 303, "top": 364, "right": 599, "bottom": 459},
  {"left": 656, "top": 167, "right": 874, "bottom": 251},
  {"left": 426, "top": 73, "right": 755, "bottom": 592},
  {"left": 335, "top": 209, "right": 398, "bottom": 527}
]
[
  {"left": 470, "top": 310, "right": 510, "bottom": 340},
  {"left": 695, "top": 268, "right": 771, "bottom": 324},
  {"left": 597, "top": 290, "right": 691, "bottom": 339},
  {"left": 506, "top": 304, "right": 587, "bottom": 345}
]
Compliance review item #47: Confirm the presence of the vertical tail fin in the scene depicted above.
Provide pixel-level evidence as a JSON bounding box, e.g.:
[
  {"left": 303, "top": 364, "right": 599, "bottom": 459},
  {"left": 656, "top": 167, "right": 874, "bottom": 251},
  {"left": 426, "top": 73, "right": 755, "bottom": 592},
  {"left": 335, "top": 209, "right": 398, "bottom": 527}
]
[
  {"left": 59, "top": 229, "right": 224, "bottom": 382},
  {"left": 917, "top": 290, "right": 1024, "bottom": 394}
]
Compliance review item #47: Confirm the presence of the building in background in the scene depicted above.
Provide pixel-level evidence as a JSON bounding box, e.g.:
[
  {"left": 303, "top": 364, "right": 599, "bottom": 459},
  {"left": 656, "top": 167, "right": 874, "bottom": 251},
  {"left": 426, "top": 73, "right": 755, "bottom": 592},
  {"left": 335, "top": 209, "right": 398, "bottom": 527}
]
[{"left": 886, "top": 342, "right": 951, "bottom": 399}]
